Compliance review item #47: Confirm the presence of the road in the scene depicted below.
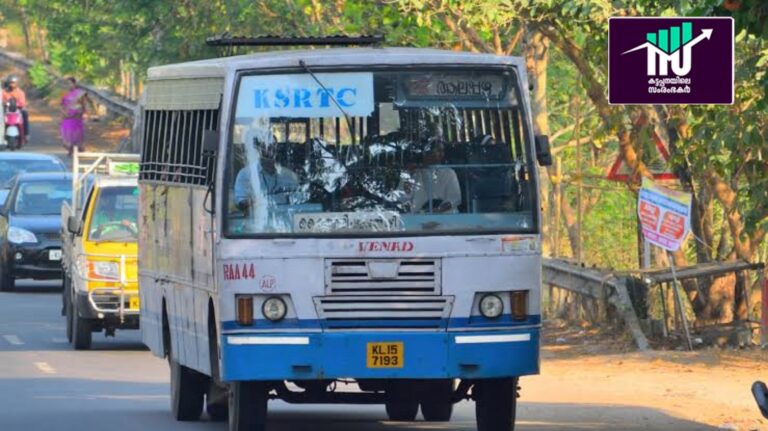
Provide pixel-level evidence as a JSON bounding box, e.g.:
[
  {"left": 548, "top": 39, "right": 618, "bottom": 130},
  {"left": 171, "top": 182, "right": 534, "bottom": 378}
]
[
  {"left": 0, "top": 97, "right": 760, "bottom": 431},
  {"left": 0, "top": 283, "right": 728, "bottom": 431}
]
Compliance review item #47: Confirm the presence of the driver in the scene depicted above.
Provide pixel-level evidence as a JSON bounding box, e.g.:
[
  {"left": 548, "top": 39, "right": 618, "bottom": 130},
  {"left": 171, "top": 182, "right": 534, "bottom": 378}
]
[
  {"left": 234, "top": 140, "right": 300, "bottom": 212},
  {"left": 90, "top": 191, "right": 138, "bottom": 239},
  {"left": 398, "top": 140, "right": 461, "bottom": 214}
]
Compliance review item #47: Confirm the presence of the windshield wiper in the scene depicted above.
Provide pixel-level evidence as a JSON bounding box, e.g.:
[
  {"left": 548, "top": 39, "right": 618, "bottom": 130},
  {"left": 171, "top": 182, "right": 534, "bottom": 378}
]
[{"left": 299, "top": 60, "right": 357, "bottom": 149}]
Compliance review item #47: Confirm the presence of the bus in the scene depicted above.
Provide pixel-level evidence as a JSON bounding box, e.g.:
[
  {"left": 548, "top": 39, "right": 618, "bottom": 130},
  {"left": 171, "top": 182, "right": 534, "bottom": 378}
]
[{"left": 138, "top": 43, "right": 550, "bottom": 431}]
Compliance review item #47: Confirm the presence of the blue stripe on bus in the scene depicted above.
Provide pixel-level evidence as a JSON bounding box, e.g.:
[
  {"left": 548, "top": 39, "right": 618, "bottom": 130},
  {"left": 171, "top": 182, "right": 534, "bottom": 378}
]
[
  {"left": 220, "top": 327, "right": 540, "bottom": 381},
  {"left": 221, "top": 314, "right": 541, "bottom": 332}
]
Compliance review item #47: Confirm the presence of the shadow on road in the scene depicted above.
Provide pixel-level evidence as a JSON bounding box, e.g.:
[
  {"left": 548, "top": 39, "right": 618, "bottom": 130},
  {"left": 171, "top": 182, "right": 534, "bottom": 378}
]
[
  {"left": 12, "top": 279, "right": 63, "bottom": 293},
  {"left": 0, "top": 377, "right": 718, "bottom": 431},
  {"left": 268, "top": 401, "right": 717, "bottom": 431}
]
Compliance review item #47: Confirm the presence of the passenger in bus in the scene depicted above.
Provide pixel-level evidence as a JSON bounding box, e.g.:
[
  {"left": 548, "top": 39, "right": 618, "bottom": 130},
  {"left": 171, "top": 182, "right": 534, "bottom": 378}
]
[
  {"left": 234, "top": 142, "right": 300, "bottom": 212},
  {"left": 398, "top": 140, "right": 461, "bottom": 213}
]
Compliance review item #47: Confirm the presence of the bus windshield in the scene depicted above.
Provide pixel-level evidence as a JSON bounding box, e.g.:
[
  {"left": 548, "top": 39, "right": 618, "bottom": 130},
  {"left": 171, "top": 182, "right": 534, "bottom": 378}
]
[{"left": 225, "top": 68, "right": 536, "bottom": 236}]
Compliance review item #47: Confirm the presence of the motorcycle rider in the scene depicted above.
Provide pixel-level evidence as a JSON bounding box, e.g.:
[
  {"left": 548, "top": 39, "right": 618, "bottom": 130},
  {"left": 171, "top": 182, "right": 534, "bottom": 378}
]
[{"left": 2, "top": 75, "right": 29, "bottom": 140}]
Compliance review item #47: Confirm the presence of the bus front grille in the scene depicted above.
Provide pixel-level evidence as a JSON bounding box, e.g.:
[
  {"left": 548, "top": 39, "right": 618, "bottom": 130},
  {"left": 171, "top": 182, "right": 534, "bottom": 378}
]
[
  {"left": 313, "top": 295, "right": 454, "bottom": 329},
  {"left": 325, "top": 259, "right": 441, "bottom": 295}
]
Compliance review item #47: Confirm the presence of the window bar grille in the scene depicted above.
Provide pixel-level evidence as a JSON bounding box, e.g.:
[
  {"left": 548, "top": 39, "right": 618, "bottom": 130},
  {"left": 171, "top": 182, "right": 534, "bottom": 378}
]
[
  {"left": 510, "top": 109, "right": 523, "bottom": 160},
  {"left": 185, "top": 111, "right": 194, "bottom": 181},
  {"left": 492, "top": 109, "right": 504, "bottom": 144},
  {"left": 171, "top": 112, "right": 182, "bottom": 182},
  {"left": 160, "top": 111, "right": 171, "bottom": 181},
  {"left": 197, "top": 110, "right": 207, "bottom": 186},
  {"left": 334, "top": 117, "right": 340, "bottom": 146},
  {"left": 190, "top": 110, "right": 200, "bottom": 184},
  {"left": 140, "top": 111, "right": 151, "bottom": 180},
  {"left": 501, "top": 109, "right": 514, "bottom": 159},
  {"left": 143, "top": 111, "right": 152, "bottom": 180},
  {"left": 178, "top": 111, "right": 189, "bottom": 182},
  {"left": 481, "top": 110, "right": 491, "bottom": 137},
  {"left": 458, "top": 110, "right": 467, "bottom": 143},
  {"left": 208, "top": 109, "right": 221, "bottom": 185},
  {"left": 149, "top": 111, "right": 161, "bottom": 180}
]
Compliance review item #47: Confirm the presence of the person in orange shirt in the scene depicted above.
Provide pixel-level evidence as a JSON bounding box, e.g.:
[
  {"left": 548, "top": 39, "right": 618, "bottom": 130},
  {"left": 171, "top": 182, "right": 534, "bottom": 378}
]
[{"left": 2, "top": 75, "right": 29, "bottom": 139}]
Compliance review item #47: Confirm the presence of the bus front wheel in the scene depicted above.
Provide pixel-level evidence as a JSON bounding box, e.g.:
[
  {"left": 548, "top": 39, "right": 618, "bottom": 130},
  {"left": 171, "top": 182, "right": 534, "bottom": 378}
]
[
  {"left": 475, "top": 378, "right": 518, "bottom": 431},
  {"left": 420, "top": 379, "right": 454, "bottom": 421},
  {"left": 228, "top": 381, "right": 268, "bottom": 431},
  {"left": 207, "top": 381, "right": 229, "bottom": 421},
  {"left": 385, "top": 380, "right": 419, "bottom": 421}
]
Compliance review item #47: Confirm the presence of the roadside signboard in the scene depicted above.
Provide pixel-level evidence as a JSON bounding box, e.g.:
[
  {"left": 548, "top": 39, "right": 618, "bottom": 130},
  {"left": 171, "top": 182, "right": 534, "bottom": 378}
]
[
  {"left": 637, "top": 177, "right": 692, "bottom": 251},
  {"left": 607, "top": 129, "right": 677, "bottom": 181}
]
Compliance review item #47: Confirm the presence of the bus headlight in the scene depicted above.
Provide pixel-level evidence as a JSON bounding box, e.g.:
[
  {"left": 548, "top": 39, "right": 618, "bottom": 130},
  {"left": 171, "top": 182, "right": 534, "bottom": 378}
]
[
  {"left": 262, "top": 296, "right": 287, "bottom": 322},
  {"left": 479, "top": 294, "right": 503, "bottom": 319},
  {"left": 511, "top": 290, "right": 529, "bottom": 321}
]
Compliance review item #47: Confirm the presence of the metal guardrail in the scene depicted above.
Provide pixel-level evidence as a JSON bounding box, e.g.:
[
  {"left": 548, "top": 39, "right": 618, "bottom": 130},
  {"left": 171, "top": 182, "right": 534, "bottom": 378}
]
[
  {"left": 0, "top": 48, "right": 137, "bottom": 119},
  {"left": 543, "top": 258, "right": 651, "bottom": 351}
]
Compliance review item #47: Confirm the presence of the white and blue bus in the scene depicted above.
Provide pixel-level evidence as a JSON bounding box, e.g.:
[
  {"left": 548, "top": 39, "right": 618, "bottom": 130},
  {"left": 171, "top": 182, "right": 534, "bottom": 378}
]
[{"left": 138, "top": 44, "right": 550, "bottom": 431}]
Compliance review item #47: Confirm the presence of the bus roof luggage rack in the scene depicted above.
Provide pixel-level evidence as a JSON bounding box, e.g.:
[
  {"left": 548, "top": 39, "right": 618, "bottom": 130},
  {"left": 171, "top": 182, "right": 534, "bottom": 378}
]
[{"left": 205, "top": 34, "right": 385, "bottom": 47}]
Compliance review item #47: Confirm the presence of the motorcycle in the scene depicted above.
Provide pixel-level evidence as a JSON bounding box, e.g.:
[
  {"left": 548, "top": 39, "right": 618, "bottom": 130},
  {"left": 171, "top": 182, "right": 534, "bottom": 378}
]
[
  {"left": 4, "top": 97, "right": 24, "bottom": 150},
  {"left": 752, "top": 381, "right": 768, "bottom": 419}
]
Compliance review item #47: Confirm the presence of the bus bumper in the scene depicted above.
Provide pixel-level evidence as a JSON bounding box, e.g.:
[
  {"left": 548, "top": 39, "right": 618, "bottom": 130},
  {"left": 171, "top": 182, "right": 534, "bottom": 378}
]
[{"left": 220, "top": 327, "right": 539, "bottom": 381}]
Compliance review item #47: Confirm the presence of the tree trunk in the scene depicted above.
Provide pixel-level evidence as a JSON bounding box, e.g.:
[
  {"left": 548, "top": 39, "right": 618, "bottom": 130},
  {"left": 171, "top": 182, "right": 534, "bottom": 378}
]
[
  {"left": 524, "top": 27, "right": 556, "bottom": 256},
  {"left": 658, "top": 107, "right": 714, "bottom": 265},
  {"left": 19, "top": 7, "right": 32, "bottom": 56},
  {"left": 524, "top": 27, "right": 584, "bottom": 259},
  {"left": 733, "top": 270, "right": 748, "bottom": 321},
  {"left": 33, "top": 22, "right": 49, "bottom": 62},
  {"left": 705, "top": 169, "right": 766, "bottom": 262}
]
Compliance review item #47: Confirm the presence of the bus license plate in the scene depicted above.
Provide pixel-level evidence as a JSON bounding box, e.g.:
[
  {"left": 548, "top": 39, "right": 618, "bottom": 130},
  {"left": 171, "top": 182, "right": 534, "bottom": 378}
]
[
  {"left": 49, "top": 250, "right": 62, "bottom": 261},
  {"left": 129, "top": 296, "right": 140, "bottom": 309},
  {"left": 366, "top": 342, "right": 403, "bottom": 368}
]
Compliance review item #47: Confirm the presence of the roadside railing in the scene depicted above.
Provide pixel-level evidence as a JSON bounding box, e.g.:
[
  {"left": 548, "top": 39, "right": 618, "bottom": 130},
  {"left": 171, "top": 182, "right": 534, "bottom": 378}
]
[{"left": 0, "top": 48, "right": 137, "bottom": 119}]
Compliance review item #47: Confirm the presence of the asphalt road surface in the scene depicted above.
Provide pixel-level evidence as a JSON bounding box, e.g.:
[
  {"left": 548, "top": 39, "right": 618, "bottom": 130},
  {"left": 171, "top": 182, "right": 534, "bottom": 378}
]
[{"left": 0, "top": 283, "right": 718, "bottom": 431}]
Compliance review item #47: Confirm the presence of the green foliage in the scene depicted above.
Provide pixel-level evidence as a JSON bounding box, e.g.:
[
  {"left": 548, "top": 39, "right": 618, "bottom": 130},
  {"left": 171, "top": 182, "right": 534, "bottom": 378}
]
[
  {"left": 1, "top": 0, "right": 763, "bottom": 262},
  {"left": 579, "top": 182, "right": 640, "bottom": 270},
  {"left": 26, "top": 62, "right": 54, "bottom": 95},
  {"left": 684, "top": 29, "right": 767, "bottom": 235}
]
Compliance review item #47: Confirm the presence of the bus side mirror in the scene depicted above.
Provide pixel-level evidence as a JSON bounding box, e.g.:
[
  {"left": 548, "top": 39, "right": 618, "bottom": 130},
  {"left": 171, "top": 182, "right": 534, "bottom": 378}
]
[
  {"left": 203, "top": 130, "right": 219, "bottom": 158},
  {"left": 535, "top": 135, "right": 552, "bottom": 166},
  {"left": 67, "top": 216, "right": 82, "bottom": 235}
]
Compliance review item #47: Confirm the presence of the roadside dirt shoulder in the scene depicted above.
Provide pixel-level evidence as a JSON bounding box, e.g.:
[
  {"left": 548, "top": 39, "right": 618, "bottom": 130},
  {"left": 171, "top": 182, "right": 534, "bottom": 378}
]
[{"left": 530, "top": 334, "right": 768, "bottom": 430}]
